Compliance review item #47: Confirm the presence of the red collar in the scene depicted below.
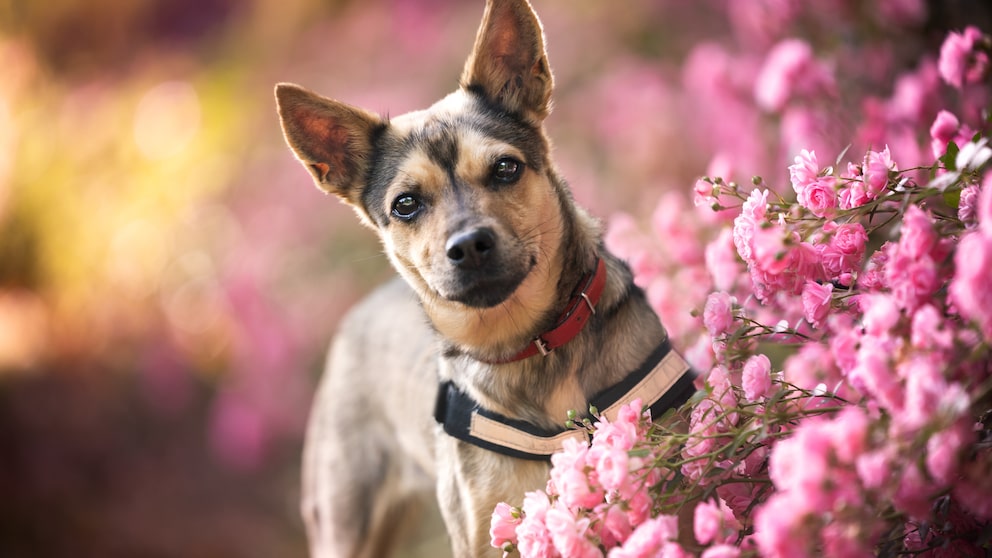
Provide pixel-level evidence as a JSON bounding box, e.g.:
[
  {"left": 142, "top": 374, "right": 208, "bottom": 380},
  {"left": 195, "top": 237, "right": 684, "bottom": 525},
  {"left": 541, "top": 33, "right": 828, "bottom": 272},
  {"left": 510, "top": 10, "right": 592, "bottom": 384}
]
[{"left": 487, "top": 257, "right": 607, "bottom": 364}]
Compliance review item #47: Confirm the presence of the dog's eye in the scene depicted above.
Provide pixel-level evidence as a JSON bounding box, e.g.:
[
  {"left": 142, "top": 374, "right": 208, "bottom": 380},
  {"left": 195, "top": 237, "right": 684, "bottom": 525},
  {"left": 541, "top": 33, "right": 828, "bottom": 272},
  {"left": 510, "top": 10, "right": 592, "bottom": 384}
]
[
  {"left": 391, "top": 195, "right": 423, "bottom": 220},
  {"left": 492, "top": 157, "right": 523, "bottom": 185}
]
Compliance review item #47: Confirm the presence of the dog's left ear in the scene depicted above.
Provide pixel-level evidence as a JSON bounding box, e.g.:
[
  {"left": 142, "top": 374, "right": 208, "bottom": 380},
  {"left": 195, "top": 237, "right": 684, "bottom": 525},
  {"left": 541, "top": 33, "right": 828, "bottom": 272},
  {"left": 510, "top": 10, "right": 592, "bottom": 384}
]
[
  {"left": 461, "top": 0, "right": 553, "bottom": 123},
  {"left": 275, "top": 83, "right": 383, "bottom": 211}
]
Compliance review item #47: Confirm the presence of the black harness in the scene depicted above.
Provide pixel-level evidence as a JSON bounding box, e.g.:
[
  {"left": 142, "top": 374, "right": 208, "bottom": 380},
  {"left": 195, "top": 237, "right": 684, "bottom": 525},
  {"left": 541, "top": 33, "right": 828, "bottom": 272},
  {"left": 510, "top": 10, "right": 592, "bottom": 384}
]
[{"left": 433, "top": 338, "right": 697, "bottom": 460}]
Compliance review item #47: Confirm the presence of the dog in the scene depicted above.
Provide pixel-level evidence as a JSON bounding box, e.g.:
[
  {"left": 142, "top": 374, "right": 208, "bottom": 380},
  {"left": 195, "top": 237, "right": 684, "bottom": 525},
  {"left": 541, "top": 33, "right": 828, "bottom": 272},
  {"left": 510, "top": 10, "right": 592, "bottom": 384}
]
[{"left": 275, "top": 1, "right": 696, "bottom": 556}]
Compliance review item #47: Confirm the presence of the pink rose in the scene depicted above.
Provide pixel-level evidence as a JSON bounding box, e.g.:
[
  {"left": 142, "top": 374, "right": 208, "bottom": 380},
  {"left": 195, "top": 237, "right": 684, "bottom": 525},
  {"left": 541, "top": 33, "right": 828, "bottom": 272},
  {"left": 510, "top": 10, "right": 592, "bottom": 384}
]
[
  {"left": 801, "top": 176, "right": 838, "bottom": 217},
  {"left": 951, "top": 230, "right": 992, "bottom": 338},
  {"left": 755, "top": 39, "right": 835, "bottom": 111},
  {"left": 694, "top": 498, "right": 740, "bottom": 545},
  {"left": 703, "top": 291, "right": 737, "bottom": 337},
  {"left": 753, "top": 495, "right": 811, "bottom": 558},
  {"left": 607, "top": 515, "right": 678, "bottom": 558},
  {"left": 801, "top": 280, "right": 833, "bottom": 329},
  {"left": 938, "top": 26, "right": 990, "bottom": 89},
  {"left": 925, "top": 420, "right": 974, "bottom": 485},
  {"left": 742, "top": 353, "right": 773, "bottom": 401},
  {"left": 862, "top": 146, "right": 897, "bottom": 198},
  {"left": 752, "top": 223, "right": 791, "bottom": 275},
  {"left": 838, "top": 180, "right": 870, "bottom": 209},
  {"left": 517, "top": 491, "right": 556, "bottom": 557},
  {"left": 820, "top": 222, "right": 868, "bottom": 279},
  {"left": 701, "top": 545, "right": 741, "bottom": 558},
  {"left": 856, "top": 448, "right": 893, "bottom": 490},
  {"left": 733, "top": 189, "right": 769, "bottom": 264},
  {"left": 958, "top": 184, "right": 981, "bottom": 226},
  {"left": 899, "top": 205, "right": 937, "bottom": 258},
  {"left": 706, "top": 229, "right": 742, "bottom": 292},
  {"left": 789, "top": 149, "right": 820, "bottom": 198},
  {"left": 545, "top": 507, "right": 600, "bottom": 558},
  {"left": 595, "top": 446, "right": 631, "bottom": 493},
  {"left": 980, "top": 174, "right": 992, "bottom": 235},
  {"left": 490, "top": 502, "right": 521, "bottom": 550}
]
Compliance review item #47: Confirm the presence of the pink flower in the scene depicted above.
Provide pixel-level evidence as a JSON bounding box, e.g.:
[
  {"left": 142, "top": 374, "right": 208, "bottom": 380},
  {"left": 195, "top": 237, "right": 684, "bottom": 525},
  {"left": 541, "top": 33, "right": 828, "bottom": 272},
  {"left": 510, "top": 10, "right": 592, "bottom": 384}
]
[
  {"left": 599, "top": 504, "right": 633, "bottom": 548},
  {"left": 862, "top": 146, "right": 897, "bottom": 198},
  {"left": 959, "top": 184, "right": 981, "bottom": 226},
  {"left": 837, "top": 177, "right": 871, "bottom": 209},
  {"left": 607, "top": 515, "right": 678, "bottom": 558},
  {"left": 802, "top": 176, "right": 838, "bottom": 217},
  {"left": 754, "top": 494, "right": 811, "bottom": 558},
  {"left": 820, "top": 222, "right": 868, "bottom": 280},
  {"left": 925, "top": 420, "right": 974, "bottom": 485},
  {"left": 980, "top": 174, "right": 992, "bottom": 234},
  {"left": 929, "top": 110, "right": 976, "bottom": 158},
  {"left": 768, "top": 429, "right": 829, "bottom": 508},
  {"left": 899, "top": 206, "right": 938, "bottom": 258},
  {"left": 694, "top": 498, "right": 741, "bottom": 545},
  {"left": 876, "top": 0, "right": 927, "bottom": 26},
  {"left": 594, "top": 446, "right": 631, "bottom": 494},
  {"left": 860, "top": 293, "right": 900, "bottom": 336},
  {"left": 801, "top": 280, "right": 833, "bottom": 329},
  {"left": 755, "top": 39, "right": 835, "bottom": 112},
  {"left": 733, "top": 189, "right": 769, "bottom": 264},
  {"left": 742, "top": 354, "right": 773, "bottom": 401},
  {"left": 856, "top": 448, "right": 893, "bottom": 490},
  {"left": 851, "top": 345, "right": 903, "bottom": 413},
  {"left": 490, "top": 502, "right": 521, "bottom": 550},
  {"left": 550, "top": 438, "right": 604, "bottom": 511},
  {"left": 784, "top": 342, "right": 840, "bottom": 392},
  {"left": 950, "top": 231, "right": 992, "bottom": 338},
  {"left": 706, "top": 229, "right": 742, "bottom": 292},
  {"left": 704, "top": 292, "right": 736, "bottom": 337},
  {"left": 517, "top": 491, "right": 557, "bottom": 557},
  {"left": 893, "top": 464, "right": 937, "bottom": 519},
  {"left": 789, "top": 149, "right": 820, "bottom": 196},
  {"left": 545, "top": 507, "right": 600, "bottom": 558},
  {"left": 910, "top": 304, "right": 954, "bottom": 350},
  {"left": 953, "top": 453, "right": 992, "bottom": 520},
  {"left": 938, "top": 26, "right": 990, "bottom": 89},
  {"left": 821, "top": 521, "right": 875, "bottom": 558},
  {"left": 701, "top": 545, "right": 741, "bottom": 558},
  {"left": 884, "top": 247, "right": 939, "bottom": 312}
]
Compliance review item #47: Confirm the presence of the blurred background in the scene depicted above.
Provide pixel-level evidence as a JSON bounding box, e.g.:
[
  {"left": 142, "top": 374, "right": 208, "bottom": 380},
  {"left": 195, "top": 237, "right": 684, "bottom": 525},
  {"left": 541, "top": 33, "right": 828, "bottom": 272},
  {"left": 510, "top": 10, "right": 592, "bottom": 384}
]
[{"left": 0, "top": 0, "right": 987, "bottom": 556}]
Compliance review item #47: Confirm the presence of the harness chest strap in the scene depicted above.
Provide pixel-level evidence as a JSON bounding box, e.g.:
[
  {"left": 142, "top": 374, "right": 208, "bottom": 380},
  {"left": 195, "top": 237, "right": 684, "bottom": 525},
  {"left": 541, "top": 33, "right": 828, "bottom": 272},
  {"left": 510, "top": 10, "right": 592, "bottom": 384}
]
[{"left": 434, "top": 338, "right": 697, "bottom": 461}]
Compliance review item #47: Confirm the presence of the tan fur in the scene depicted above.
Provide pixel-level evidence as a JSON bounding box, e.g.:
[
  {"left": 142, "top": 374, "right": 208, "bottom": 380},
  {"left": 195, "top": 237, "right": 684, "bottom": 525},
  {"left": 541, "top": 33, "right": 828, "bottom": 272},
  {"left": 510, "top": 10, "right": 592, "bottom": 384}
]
[{"left": 277, "top": 1, "right": 672, "bottom": 556}]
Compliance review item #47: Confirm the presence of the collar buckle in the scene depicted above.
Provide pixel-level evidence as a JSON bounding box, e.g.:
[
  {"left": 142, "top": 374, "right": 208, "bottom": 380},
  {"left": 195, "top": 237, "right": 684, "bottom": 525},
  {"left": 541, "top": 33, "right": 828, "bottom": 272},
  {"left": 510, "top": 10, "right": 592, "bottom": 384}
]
[{"left": 534, "top": 337, "right": 551, "bottom": 357}]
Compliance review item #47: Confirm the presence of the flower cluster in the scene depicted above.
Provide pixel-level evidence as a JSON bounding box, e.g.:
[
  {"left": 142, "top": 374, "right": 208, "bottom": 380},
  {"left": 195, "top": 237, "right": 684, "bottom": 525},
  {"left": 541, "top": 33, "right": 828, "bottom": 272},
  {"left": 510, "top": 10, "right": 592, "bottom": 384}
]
[{"left": 493, "top": 24, "right": 992, "bottom": 558}]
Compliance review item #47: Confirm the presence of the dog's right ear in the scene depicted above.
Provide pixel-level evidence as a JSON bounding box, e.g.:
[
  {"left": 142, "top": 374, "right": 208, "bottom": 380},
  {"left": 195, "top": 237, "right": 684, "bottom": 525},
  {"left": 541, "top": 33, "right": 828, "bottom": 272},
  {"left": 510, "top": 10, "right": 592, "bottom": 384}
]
[{"left": 275, "top": 83, "right": 383, "bottom": 207}]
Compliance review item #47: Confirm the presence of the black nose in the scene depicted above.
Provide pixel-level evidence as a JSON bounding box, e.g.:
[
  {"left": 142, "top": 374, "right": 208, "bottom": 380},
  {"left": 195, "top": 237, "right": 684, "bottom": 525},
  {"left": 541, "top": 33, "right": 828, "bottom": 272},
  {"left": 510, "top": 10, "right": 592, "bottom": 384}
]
[{"left": 446, "top": 228, "right": 496, "bottom": 269}]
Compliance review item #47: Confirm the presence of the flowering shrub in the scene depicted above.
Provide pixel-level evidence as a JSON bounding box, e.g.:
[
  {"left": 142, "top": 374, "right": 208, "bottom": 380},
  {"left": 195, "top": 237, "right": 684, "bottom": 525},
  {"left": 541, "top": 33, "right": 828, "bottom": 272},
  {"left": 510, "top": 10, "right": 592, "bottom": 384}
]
[{"left": 491, "top": 25, "right": 992, "bottom": 558}]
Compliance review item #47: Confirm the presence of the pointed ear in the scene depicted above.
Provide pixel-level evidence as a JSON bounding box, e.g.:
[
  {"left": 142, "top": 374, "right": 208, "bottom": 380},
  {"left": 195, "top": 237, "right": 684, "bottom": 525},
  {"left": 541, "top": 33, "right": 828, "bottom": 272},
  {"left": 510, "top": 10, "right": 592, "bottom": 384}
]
[
  {"left": 275, "top": 83, "right": 383, "bottom": 205},
  {"left": 460, "top": 0, "right": 553, "bottom": 122}
]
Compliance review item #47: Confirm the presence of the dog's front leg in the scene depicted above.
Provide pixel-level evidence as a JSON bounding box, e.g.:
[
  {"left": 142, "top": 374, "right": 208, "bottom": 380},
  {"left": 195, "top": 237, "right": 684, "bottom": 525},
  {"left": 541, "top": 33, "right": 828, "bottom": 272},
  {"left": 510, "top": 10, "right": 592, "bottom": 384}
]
[{"left": 435, "top": 433, "right": 549, "bottom": 557}]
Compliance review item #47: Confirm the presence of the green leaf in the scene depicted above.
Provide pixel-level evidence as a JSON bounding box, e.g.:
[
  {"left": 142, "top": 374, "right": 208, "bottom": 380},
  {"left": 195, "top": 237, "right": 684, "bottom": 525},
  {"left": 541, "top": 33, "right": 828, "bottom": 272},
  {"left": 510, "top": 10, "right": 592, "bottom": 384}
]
[
  {"left": 944, "top": 188, "right": 962, "bottom": 209},
  {"left": 941, "top": 141, "right": 960, "bottom": 171}
]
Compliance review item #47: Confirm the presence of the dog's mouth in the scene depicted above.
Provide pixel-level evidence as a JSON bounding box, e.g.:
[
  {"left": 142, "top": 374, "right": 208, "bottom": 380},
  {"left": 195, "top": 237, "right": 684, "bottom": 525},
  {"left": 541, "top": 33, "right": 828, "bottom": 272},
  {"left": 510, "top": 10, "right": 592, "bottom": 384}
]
[{"left": 438, "top": 255, "right": 535, "bottom": 309}]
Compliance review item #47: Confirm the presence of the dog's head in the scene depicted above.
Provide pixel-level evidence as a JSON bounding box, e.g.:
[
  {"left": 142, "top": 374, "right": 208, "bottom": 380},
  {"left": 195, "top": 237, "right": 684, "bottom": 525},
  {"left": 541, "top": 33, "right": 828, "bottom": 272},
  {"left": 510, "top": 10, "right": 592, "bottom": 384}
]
[{"left": 276, "top": 0, "right": 587, "bottom": 354}]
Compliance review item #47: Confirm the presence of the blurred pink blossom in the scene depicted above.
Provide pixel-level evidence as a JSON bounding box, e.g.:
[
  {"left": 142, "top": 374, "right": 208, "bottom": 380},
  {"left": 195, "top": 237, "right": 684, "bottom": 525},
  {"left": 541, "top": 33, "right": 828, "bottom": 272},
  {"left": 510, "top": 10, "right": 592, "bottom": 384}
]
[
  {"left": 755, "top": 39, "right": 836, "bottom": 112},
  {"left": 949, "top": 229, "right": 992, "bottom": 338},
  {"left": 938, "top": 26, "right": 990, "bottom": 89},
  {"left": 607, "top": 515, "right": 678, "bottom": 558}
]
